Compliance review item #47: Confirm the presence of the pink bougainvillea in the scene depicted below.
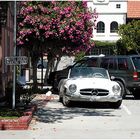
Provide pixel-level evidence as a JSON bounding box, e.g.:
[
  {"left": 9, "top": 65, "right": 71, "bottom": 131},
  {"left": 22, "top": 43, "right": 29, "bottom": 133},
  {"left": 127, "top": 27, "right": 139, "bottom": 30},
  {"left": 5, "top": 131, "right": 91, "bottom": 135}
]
[{"left": 17, "top": 1, "right": 97, "bottom": 56}]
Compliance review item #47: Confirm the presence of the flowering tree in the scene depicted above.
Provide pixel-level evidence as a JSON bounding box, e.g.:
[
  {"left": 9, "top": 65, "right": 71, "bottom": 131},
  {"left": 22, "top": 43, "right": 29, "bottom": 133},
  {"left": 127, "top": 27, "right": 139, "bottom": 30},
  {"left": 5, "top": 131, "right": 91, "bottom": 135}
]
[{"left": 17, "top": 1, "right": 96, "bottom": 85}]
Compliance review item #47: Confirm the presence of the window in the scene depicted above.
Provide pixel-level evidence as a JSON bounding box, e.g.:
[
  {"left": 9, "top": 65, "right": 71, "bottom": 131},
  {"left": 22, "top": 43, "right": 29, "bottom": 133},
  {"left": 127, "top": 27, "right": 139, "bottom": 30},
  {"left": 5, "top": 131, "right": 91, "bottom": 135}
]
[
  {"left": 100, "top": 58, "right": 109, "bottom": 69},
  {"left": 100, "top": 58, "right": 117, "bottom": 70},
  {"left": 132, "top": 57, "right": 140, "bottom": 70},
  {"left": 116, "top": 4, "right": 121, "bottom": 8},
  {"left": 110, "top": 21, "right": 118, "bottom": 33},
  {"left": 97, "top": 21, "right": 105, "bottom": 33},
  {"left": 118, "top": 58, "right": 128, "bottom": 70}
]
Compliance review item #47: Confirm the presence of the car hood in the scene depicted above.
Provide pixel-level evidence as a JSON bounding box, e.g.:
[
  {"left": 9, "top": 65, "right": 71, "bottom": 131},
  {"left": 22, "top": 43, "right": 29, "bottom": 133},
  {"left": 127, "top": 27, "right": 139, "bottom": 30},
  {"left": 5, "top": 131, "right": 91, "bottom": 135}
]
[{"left": 65, "top": 78, "right": 117, "bottom": 90}]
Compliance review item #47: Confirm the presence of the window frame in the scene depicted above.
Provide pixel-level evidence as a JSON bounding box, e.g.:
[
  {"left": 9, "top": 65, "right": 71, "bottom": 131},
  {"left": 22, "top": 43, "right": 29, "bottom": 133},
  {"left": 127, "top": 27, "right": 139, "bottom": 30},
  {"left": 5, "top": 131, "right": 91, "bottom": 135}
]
[
  {"left": 110, "top": 21, "right": 118, "bottom": 33},
  {"left": 116, "top": 4, "right": 121, "bottom": 8},
  {"left": 97, "top": 21, "right": 105, "bottom": 33}
]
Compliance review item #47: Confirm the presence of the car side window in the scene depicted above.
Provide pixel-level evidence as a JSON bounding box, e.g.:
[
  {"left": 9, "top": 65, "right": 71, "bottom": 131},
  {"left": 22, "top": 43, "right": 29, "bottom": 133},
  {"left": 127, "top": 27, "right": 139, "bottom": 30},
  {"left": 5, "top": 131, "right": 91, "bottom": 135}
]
[
  {"left": 108, "top": 58, "right": 114, "bottom": 69},
  {"left": 100, "top": 57, "right": 117, "bottom": 70},
  {"left": 100, "top": 58, "right": 109, "bottom": 69},
  {"left": 109, "top": 58, "right": 117, "bottom": 70},
  {"left": 86, "top": 58, "right": 98, "bottom": 67},
  {"left": 74, "top": 58, "right": 98, "bottom": 67},
  {"left": 132, "top": 57, "right": 140, "bottom": 70},
  {"left": 118, "top": 58, "right": 128, "bottom": 70}
]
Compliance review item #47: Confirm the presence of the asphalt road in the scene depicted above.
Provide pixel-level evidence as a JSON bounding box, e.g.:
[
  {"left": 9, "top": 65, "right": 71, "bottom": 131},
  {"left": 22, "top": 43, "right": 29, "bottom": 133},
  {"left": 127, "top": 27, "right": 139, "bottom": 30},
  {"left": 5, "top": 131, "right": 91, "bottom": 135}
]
[{"left": 0, "top": 94, "right": 140, "bottom": 139}]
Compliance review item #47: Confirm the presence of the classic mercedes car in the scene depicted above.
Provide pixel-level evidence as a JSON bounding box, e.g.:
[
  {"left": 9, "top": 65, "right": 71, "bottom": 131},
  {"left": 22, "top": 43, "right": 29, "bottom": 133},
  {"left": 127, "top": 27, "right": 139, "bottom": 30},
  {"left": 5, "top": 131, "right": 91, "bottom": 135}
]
[{"left": 58, "top": 67, "right": 123, "bottom": 108}]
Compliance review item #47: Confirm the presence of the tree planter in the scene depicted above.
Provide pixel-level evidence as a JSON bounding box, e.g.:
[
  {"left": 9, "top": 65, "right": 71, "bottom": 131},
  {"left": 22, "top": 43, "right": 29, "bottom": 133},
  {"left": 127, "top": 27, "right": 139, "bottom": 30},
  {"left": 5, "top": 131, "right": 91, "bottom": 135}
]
[{"left": 0, "top": 104, "right": 37, "bottom": 130}]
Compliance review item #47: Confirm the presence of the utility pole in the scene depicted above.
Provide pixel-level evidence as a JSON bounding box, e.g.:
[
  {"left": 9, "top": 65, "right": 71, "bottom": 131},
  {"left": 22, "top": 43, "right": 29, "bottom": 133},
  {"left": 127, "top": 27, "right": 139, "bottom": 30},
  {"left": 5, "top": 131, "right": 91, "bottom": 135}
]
[{"left": 12, "top": 0, "right": 17, "bottom": 109}]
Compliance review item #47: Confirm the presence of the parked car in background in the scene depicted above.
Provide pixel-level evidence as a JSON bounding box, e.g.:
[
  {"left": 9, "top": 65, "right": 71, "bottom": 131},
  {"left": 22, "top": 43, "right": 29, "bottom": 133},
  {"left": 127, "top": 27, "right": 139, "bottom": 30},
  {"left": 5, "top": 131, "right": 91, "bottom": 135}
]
[
  {"left": 100, "top": 55, "right": 140, "bottom": 99},
  {"left": 58, "top": 67, "right": 122, "bottom": 108}
]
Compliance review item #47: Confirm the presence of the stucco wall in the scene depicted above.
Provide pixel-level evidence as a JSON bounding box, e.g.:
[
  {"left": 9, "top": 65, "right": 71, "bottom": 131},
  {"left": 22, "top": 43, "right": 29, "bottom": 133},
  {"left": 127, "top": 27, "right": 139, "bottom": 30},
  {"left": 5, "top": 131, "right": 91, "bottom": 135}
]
[{"left": 87, "top": 0, "right": 127, "bottom": 42}]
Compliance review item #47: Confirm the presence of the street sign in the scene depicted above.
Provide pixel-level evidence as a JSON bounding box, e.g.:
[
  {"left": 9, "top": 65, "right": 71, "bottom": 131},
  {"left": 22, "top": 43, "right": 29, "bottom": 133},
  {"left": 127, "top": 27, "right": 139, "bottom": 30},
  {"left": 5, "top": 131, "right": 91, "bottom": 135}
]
[{"left": 5, "top": 56, "right": 28, "bottom": 65}]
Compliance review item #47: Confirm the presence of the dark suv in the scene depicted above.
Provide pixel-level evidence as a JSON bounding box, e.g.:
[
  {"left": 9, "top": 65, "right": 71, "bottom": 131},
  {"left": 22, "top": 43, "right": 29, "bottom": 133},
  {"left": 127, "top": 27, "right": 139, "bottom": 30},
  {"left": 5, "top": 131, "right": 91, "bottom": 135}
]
[{"left": 76, "top": 55, "right": 140, "bottom": 99}]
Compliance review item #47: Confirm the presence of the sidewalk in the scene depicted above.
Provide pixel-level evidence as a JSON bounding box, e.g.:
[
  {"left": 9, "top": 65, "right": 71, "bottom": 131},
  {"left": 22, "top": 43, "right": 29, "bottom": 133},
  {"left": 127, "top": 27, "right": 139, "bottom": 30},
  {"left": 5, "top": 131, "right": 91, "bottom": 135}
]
[
  {"left": 0, "top": 92, "right": 58, "bottom": 139},
  {"left": 31, "top": 93, "right": 53, "bottom": 108}
]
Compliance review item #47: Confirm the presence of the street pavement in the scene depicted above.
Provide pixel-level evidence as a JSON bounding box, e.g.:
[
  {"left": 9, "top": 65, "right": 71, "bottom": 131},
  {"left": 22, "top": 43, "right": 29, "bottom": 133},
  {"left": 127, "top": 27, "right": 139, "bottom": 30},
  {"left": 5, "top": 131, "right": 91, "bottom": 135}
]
[{"left": 0, "top": 93, "right": 140, "bottom": 139}]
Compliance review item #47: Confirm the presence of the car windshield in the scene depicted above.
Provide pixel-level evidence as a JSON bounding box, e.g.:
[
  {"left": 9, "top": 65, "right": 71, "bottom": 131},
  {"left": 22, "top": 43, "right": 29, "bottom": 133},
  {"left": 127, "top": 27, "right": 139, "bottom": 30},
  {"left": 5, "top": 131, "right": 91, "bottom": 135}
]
[
  {"left": 69, "top": 67, "right": 109, "bottom": 79},
  {"left": 132, "top": 57, "right": 140, "bottom": 70}
]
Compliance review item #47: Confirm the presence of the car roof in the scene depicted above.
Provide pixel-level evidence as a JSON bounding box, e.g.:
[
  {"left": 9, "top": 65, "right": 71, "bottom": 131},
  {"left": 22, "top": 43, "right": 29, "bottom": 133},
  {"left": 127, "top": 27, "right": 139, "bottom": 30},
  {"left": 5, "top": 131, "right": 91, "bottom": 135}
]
[
  {"left": 84, "top": 54, "right": 140, "bottom": 58},
  {"left": 84, "top": 54, "right": 105, "bottom": 58},
  {"left": 103, "top": 55, "right": 140, "bottom": 58}
]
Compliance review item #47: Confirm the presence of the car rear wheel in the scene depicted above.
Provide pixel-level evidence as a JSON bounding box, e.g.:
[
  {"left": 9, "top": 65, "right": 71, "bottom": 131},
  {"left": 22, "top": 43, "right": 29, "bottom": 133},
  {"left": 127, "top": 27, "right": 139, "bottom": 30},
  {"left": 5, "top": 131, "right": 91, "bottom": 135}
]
[
  {"left": 62, "top": 96, "right": 71, "bottom": 107},
  {"left": 109, "top": 100, "right": 122, "bottom": 109}
]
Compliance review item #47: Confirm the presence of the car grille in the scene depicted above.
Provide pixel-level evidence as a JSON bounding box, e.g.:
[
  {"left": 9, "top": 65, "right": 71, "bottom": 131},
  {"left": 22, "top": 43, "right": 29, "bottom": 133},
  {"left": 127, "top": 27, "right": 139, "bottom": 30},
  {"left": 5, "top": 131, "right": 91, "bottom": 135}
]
[{"left": 80, "top": 88, "right": 109, "bottom": 96}]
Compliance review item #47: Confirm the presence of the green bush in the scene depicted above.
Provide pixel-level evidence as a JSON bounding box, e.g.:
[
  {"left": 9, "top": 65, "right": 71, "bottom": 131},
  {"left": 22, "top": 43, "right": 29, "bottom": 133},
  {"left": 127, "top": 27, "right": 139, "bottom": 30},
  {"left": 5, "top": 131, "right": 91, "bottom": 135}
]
[{"left": 0, "top": 108, "right": 24, "bottom": 118}]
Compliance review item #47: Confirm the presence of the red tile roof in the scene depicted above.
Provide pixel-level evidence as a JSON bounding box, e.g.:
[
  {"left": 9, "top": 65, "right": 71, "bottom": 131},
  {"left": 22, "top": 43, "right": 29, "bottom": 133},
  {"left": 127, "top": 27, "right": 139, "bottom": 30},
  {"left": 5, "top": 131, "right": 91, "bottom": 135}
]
[{"left": 127, "top": 1, "right": 140, "bottom": 18}]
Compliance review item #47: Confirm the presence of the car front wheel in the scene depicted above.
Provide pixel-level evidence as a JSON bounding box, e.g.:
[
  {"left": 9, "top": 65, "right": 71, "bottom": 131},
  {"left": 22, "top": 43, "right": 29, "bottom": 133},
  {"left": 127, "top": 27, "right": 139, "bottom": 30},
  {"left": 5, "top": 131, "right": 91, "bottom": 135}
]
[{"left": 62, "top": 96, "right": 71, "bottom": 107}]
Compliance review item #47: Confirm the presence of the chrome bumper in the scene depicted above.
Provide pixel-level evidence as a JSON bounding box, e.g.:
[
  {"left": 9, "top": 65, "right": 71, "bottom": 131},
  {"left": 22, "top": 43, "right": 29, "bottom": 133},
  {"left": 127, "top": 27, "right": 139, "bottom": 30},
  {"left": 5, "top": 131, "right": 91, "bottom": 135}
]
[{"left": 64, "top": 93, "right": 122, "bottom": 102}]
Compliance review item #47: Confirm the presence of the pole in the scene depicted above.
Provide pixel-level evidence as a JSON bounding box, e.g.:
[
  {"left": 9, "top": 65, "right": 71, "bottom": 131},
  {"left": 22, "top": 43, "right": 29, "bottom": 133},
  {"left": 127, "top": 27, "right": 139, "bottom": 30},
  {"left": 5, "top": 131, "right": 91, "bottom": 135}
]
[
  {"left": 12, "top": 1, "right": 17, "bottom": 109},
  {"left": 41, "top": 46, "right": 43, "bottom": 88}
]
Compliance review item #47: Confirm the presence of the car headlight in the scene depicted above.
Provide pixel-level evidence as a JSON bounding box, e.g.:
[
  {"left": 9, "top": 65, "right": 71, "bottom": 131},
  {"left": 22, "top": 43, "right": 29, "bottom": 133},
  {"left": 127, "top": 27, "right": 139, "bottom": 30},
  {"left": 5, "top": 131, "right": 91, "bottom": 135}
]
[
  {"left": 112, "top": 85, "right": 121, "bottom": 94},
  {"left": 69, "top": 84, "right": 77, "bottom": 93}
]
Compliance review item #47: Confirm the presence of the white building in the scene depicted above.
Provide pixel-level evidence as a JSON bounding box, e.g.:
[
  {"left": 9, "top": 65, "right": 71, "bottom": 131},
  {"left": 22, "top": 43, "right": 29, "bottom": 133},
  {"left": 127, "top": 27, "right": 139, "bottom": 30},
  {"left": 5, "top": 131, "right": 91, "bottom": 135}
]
[{"left": 87, "top": 0, "right": 127, "bottom": 42}]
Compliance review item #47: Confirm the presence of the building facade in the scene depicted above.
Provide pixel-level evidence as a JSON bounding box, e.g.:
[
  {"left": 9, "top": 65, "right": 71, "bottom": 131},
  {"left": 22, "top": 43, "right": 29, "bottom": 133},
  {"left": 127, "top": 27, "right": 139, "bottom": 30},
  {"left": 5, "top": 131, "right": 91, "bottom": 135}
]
[
  {"left": 87, "top": 0, "right": 127, "bottom": 42},
  {"left": 0, "top": 2, "right": 14, "bottom": 98}
]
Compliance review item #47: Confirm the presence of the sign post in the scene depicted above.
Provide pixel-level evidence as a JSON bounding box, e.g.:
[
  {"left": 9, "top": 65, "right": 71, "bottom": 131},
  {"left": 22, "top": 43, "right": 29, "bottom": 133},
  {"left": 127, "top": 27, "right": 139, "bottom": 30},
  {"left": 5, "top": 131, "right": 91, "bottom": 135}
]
[
  {"left": 5, "top": 56, "right": 28, "bottom": 65},
  {"left": 5, "top": 56, "right": 28, "bottom": 109}
]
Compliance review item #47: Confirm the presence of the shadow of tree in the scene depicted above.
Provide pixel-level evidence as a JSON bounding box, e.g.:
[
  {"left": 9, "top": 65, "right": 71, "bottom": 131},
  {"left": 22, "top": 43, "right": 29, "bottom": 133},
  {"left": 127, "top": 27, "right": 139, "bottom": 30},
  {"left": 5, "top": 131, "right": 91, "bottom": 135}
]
[{"left": 33, "top": 99, "right": 120, "bottom": 124}]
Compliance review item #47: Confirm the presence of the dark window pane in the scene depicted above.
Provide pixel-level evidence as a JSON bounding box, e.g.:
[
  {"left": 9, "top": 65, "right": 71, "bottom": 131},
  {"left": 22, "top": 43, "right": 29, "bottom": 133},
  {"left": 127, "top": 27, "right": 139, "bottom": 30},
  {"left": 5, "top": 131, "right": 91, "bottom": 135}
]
[
  {"left": 110, "top": 21, "right": 118, "bottom": 33},
  {"left": 118, "top": 58, "right": 128, "bottom": 70},
  {"left": 97, "top": 21, "right": 105, "bottom": 33},
  {"left": 116, "top": 4, "right": 121, "bottom": 8},
  {"left": 132, "top": 57, "right": 140, "bottom": 70}
]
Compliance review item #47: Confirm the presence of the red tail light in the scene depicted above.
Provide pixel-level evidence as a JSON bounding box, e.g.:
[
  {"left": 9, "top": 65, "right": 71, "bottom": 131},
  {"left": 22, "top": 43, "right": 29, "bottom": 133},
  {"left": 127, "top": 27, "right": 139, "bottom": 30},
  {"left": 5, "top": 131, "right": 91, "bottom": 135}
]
[{"left": 133, "top": 72, "right": 138, "bottom": 80}]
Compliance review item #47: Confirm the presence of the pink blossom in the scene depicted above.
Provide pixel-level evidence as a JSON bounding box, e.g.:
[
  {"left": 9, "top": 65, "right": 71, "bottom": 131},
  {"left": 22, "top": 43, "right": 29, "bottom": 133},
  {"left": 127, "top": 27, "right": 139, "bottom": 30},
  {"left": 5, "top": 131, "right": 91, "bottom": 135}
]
[{"left": 17, "top": 1, "right": 96, "bottom": 55}]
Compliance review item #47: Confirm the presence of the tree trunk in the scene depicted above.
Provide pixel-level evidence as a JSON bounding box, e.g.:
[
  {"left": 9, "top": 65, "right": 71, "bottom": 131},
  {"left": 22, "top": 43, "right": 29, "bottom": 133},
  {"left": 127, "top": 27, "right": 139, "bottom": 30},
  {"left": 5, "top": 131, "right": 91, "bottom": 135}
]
[
  {"left": 44, "top": 57, "right": 54, "bottom": 85},
  {"left": 54, "top": 57, "right": 61, "bottom": 71},
  {"left": 30, "top": 44, "right": 39, "bottom": 89},
  {"left": 31, "top": 56, "right": 38, "bottom": 89}
]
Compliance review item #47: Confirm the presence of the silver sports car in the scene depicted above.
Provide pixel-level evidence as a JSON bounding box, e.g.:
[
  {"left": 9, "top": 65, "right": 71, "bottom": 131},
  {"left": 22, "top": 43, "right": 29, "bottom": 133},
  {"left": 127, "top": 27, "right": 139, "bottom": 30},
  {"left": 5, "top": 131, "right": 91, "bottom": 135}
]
[{"left": 58, "top": 67, "right": 122, "bottom": 108}]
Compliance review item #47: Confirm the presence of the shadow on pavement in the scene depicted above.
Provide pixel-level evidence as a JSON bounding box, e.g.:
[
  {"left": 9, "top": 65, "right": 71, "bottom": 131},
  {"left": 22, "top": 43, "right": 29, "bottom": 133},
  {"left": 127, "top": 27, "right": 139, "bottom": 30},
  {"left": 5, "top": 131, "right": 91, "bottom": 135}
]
[{"left": 33, "top": 98, "right": 120, "bottom": 124}]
